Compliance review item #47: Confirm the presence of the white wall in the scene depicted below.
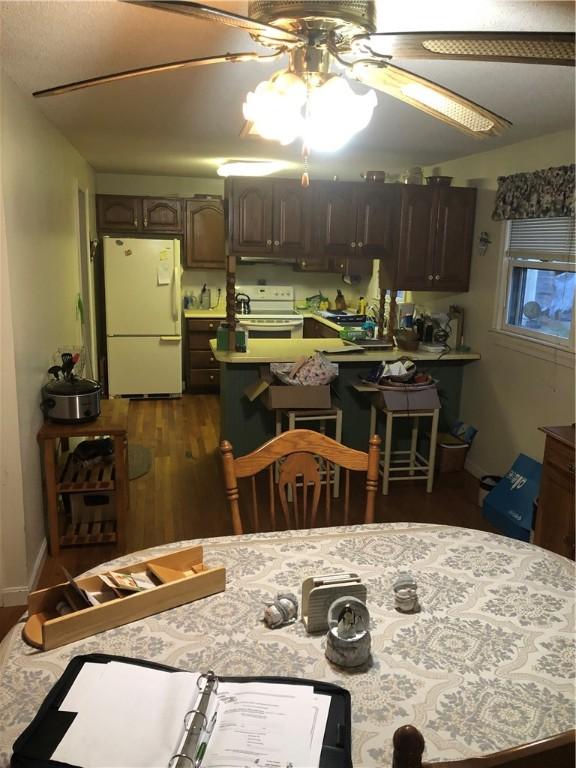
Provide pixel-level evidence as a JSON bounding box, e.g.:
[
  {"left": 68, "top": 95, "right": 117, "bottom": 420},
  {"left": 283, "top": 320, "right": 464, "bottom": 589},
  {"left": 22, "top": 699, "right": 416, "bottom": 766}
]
[
  {"left": 1, "top": 71, "right": 96, "bottom": 603},
  {"left": 419, "top": 129, "right": 575, "bottom": 477}
]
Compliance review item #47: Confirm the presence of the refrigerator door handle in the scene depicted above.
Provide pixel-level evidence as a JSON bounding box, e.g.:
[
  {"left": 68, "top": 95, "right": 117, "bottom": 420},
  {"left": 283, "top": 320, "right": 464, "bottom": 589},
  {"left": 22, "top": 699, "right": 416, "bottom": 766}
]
[
  {"left": 160, "top": 336, "right": 182, "bottom": 341},
  {"left": 172, "top": 263, "right": 179, "bottom": 321}
]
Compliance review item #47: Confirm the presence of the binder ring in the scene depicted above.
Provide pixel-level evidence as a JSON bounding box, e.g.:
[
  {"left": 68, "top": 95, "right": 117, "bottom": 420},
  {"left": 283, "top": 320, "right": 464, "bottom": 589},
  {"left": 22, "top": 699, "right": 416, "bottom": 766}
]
[
  {"left": 183, "top": 708, "right": 207, "bottom": 731},
  {"left": 169, "top": 753, "right": 194, "bottom": 768},
  {"left": 197, "top": 670, "right": 218, "bottom": 692}
]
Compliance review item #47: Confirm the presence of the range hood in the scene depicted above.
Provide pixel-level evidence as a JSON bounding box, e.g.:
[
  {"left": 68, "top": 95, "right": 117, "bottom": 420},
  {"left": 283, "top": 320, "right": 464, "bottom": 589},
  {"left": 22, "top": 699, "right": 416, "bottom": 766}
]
[{"left": 238, "top": 255, "right": 297, "bottom": 265}]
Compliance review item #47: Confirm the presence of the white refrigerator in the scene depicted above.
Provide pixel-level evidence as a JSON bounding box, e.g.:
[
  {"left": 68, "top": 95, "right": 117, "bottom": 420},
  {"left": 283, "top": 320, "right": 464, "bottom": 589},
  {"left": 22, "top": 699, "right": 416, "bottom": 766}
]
[{"left": 104, "top": 237, "right": 182, "bottom": 397}]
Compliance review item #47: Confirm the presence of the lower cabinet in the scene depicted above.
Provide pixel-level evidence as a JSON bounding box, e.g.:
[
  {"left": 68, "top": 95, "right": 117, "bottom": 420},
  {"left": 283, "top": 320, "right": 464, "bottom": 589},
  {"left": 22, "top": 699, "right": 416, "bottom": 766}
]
[
  {"left": 303, "top": 318, "right": 340, "bottom": 339},
  {"left": 186, "top": 318, "right": 222, "bottom": 390},
  {"left": 533, "top": 426, "right": 575, "bottom": 560}
]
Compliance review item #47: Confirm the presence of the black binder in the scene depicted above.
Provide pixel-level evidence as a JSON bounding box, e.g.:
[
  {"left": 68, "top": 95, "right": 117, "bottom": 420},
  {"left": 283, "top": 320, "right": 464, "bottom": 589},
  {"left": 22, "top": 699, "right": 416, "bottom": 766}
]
[{"left": 11, "top": 653, "right": 352, "bottom": 768}]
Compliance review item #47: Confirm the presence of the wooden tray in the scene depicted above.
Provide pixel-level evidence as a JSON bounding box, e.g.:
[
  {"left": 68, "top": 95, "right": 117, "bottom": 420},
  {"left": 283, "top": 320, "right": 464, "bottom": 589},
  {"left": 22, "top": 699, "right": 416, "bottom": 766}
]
[{"left": 23, "top": 546, "right": 225, "bottom": 651}]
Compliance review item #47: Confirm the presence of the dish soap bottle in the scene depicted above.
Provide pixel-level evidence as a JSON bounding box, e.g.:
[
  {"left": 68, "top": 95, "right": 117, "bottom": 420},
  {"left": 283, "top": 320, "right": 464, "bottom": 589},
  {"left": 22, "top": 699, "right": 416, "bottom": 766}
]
[
  {"left": 357, "top": 296, "right": 367, "bottom": 314},
  {"left": 335, "top": 289, "right": 347, "bottom": 312}
]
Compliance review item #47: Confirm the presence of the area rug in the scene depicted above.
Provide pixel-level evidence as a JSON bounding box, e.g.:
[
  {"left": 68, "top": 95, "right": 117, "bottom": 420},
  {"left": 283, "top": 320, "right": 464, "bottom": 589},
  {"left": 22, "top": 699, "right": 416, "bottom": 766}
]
[{"left": 128, "top": 444, "right": 152, "bottom": 480}]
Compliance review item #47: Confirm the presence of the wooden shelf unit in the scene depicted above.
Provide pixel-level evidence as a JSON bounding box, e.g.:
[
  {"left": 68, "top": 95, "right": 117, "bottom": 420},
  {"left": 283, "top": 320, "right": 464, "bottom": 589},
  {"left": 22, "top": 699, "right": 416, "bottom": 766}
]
[{"left": 37, "top": 399, "right": 130, "bottom": 556}]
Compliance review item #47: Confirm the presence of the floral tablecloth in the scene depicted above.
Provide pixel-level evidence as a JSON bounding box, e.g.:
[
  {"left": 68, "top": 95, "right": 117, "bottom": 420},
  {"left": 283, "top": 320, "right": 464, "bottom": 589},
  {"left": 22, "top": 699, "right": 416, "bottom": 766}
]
[{"left": 1, "top": 523, "right": 574, "bottom": 766}]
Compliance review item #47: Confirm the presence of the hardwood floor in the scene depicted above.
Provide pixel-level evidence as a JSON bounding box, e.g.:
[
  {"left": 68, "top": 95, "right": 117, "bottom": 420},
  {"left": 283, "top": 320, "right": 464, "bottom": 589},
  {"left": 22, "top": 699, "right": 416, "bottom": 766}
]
[{"left": 0, "top": 394, "right": 497, "bottom": 642}]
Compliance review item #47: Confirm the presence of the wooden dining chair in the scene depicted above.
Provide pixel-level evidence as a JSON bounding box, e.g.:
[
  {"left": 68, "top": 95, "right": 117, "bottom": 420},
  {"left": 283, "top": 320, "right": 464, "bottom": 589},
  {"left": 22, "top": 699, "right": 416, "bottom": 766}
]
[
  {"left": 392, "top": 724, "right": 576, "bottom": 768},
  {"left": 220, "top": 429, "right": 381, "bottom": 535}
]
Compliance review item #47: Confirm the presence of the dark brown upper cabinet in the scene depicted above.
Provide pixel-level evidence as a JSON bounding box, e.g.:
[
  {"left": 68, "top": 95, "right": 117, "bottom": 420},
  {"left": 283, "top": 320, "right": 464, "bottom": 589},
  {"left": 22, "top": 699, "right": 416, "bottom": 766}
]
[
  {"left": 387, "top": 185, "right": 477, "bottom": 292},
  {"left": 226, "top": 178, "right": 311, "bottom": 257},
  {"left": 315, "top": 182, "right": 397, "bottom": 263},
  {"left": 185, "top": 198, "right": 225, "bottom": 269},
  {"left": 96, "top": 195, "right": 183, "bottom": 234}
]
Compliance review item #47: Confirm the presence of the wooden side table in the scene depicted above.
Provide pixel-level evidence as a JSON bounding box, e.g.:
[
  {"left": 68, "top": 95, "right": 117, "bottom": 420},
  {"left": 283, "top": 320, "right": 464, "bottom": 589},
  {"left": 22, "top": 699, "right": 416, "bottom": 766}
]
[
  {"left": 37, "top": 399, "right": 129, "bottom": 556},
  {"left": 533, "top": 425, "right": 575, "bottom": 560}
]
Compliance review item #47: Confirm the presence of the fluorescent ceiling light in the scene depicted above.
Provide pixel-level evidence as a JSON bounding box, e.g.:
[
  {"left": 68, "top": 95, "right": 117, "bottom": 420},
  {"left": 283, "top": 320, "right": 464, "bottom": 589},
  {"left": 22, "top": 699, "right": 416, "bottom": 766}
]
[{"left": 217, "top": 161, "right": 287, "bottom": 177}]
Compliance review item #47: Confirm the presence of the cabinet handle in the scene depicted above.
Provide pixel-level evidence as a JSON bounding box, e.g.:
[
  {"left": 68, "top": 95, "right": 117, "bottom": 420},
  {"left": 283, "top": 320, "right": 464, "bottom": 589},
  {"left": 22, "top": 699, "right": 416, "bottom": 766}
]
[
  {"left": 428, "top": 275, "right": 434, "bottom": 281},
  {"left": 134, "top": 218, "right": 138, "bottom": 227},
  {"left": 266, "top": 239, "right": 272, "bottom": 246},
  {"left": 568, "top": 462, "right": 575, "bottom": 474},
  {"left": 301, "top": 261, "right": 307, "bottom": 267},
  {"left": 209, "top": 375, "right": 214, "bottom": 381},
  {"left": 274, "top": 240, "right": 280, "bottom": 247},
  {"left": 357, "top": 241, "right": 363, "bottom": 248},
  {"left": 209, "top": 357, "right": 214, "bottom": 363},
  {"left": 339, "top": 263, "right": 345, "bottom": 270},
  {"left": 143, "top": 217, "right": 148, "bottom": 227},
  {"left": 208, "top": 323, "right": 215, "bottom": 329},
  {"left": 435, "top": 274, "right": 441, "bottom": 280},
  {"left": 350, "top": 242, "right": 356, "bottom": 248}
]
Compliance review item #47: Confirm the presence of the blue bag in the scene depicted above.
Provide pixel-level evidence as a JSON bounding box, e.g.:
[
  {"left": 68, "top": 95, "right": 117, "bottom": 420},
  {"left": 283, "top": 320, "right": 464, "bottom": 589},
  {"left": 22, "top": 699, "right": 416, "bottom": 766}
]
[{"left": 482, "top": 453, "right": 542, "bottom": 542}]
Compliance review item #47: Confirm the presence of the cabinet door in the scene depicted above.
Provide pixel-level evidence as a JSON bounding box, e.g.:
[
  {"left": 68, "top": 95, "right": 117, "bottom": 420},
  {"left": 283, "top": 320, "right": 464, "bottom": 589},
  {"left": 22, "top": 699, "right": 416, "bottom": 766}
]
[
  {"left": 272, "top": 180, "right": 311, "bottom": 256},
  {"left": 315, "top": 182, "right": 356, "bottom": 259},
  {"left": 395, "top": 186, "right": 436, "bottom": 290},
  {"left": 433, "top": 187, "right": 477, "bottom": 291},
  {"left": 534, "top": 435, "right": 575, "bottom": 559},
  {"left": 97, "top": 196, "right": 141, "bottom": 232},
  {"left": 185, "top": 200, "right": 225, "bottom": 269},
  {"left": 228, "top": 179, "right": 273, "bottom": 253},
  {"left": 142, "top": 198, "right": 183, "bottom": 233},
  {"left": 355, "top": 184, "right": 397, "bottom": 259}
]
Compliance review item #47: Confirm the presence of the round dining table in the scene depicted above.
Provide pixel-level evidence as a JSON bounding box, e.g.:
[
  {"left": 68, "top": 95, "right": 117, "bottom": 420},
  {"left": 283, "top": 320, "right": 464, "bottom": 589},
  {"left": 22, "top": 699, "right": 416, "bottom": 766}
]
[{"left": 1, "top": 523, "right": 574, "bottom": 767}]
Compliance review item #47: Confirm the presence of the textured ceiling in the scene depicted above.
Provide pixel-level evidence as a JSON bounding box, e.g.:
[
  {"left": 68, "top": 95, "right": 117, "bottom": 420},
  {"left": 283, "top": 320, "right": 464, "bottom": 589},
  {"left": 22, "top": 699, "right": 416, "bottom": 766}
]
[{"left": 1, "top": 0, "right": 574, "bottom": 179}]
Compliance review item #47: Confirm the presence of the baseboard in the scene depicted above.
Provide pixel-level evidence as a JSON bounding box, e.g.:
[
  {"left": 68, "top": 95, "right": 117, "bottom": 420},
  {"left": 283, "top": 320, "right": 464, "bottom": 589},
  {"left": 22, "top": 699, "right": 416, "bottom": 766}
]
[
  {"left": 29, "top": 537, "right": 48, "bottom": 592},
  {"left": 464, "top": 457, "right": 486, "bottom": 480},
  {"left": 0, "top": 537, "right": 47, "bottom": 607}
]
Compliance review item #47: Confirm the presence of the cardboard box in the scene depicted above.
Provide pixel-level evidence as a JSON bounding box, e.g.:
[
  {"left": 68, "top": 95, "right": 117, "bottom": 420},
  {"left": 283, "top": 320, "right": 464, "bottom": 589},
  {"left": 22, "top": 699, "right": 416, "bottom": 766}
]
[
  {"left": 373, "top": 386, "right": 440, "bottom": 412},
  {"left": 244, "top": 367, "right": 333, "bottom": 410}
]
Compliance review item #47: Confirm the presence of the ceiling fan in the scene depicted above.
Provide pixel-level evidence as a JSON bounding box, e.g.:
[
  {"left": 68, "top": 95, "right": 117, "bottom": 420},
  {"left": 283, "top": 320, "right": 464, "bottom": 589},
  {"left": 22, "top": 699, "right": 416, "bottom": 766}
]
[{"left": 33, "top": 1, "right": 574, "bottom": 144}]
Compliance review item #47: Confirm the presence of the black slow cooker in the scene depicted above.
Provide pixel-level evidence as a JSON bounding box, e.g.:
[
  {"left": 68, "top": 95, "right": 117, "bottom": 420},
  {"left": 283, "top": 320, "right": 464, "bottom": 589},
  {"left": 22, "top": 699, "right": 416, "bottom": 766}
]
[{"left": 41, "top": 376, "right": 101, "bottom": 423}]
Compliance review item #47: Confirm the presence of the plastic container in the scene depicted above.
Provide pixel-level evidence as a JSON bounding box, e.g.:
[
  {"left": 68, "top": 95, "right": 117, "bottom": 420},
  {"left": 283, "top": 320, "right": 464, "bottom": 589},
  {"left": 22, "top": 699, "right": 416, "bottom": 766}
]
[
  {"left": 478, "top": 475, "right": 502, "bottom": 507},
  {"left": 436, "top": 433, "right": 469, "bottom": 472}
]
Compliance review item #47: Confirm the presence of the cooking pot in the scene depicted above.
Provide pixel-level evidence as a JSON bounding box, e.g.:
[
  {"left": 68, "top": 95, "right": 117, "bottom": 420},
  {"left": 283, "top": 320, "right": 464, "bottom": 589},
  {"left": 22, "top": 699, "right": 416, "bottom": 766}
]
[
  {"left": 41, "top": 376, "right": 101, "bottom": 423},
  {"left": 235, "top": 293, "right": 251, "bottom": 315}
]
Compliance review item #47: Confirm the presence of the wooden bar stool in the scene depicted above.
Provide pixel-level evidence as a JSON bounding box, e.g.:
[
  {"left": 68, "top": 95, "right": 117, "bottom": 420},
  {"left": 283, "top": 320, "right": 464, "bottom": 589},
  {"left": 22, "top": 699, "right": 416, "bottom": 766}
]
[
  {"left": 369, "top": 402, "right": 440, "bottom": 495},
  {"left": 275, "top": 407, "right": 343, "bottom": 497}
]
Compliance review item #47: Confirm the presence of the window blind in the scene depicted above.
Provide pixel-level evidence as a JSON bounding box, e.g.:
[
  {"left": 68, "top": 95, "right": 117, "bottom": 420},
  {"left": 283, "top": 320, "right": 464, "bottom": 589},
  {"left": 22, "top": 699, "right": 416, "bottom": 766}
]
[{"left": 508, "top": 217, "right": 576, "bottom": 262}]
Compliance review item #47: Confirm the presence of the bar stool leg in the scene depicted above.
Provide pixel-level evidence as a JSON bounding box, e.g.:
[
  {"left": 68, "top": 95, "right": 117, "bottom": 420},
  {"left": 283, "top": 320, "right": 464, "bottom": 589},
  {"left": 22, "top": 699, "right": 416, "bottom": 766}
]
[
  {"left": 426, "top": 408, "right": 440, "bottom": 493},
  {"left": 409, "top": 416, "right": 419, "bottom": 476},
  {"left": 382, "top": 410, "right": 393, "bottom": 495},
  {"left": 333, "top": 409, "right": 343, "bottom": 498}
]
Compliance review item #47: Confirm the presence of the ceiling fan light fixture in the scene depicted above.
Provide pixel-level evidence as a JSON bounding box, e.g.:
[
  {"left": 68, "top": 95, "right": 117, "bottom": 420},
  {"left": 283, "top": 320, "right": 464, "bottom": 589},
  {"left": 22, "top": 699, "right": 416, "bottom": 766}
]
[{"left": 243, "top": 68, "right": 378, "bottom": 151}]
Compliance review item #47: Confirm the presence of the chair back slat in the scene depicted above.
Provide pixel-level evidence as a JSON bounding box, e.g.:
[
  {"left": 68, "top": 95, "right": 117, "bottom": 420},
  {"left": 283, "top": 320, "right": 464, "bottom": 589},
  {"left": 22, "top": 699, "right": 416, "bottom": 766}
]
[{"left": 220, "top": 430, "right": 381, "bottom": 535}]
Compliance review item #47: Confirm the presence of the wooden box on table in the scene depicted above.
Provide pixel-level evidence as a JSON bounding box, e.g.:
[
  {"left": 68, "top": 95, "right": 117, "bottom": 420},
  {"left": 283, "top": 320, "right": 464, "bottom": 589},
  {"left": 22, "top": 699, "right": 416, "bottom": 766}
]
[{"left": 23, "top": 546, "right": 226, "bottom": 651}]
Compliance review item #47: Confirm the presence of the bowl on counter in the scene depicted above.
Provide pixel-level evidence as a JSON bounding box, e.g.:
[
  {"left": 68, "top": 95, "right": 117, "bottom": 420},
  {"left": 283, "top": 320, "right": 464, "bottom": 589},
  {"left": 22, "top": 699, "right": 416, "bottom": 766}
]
[{"left": 394, "top": 329, "right": 420, "bottom": 352}]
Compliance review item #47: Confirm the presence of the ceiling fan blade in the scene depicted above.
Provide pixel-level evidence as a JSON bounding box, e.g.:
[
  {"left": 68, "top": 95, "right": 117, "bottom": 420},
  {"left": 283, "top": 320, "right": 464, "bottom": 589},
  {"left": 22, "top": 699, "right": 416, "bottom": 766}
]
[
  {"left": 33, "top": 50, "right": 285, "bottom": 98},
  {"left": 352, "top": 60, "right": 511, "bottom": 137},
  {"left": 124, "top": 1, "right": 304, "bottom": 44},
  {"left": 356, "top": 31, "right": 575, "bottom": 66}
]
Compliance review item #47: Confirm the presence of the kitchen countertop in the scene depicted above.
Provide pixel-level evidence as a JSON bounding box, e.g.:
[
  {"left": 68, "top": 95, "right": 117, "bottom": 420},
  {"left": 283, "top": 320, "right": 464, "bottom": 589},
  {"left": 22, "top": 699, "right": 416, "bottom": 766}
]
[
  {"left": 210, "top": 338, "right": 480, "bottom": 363},
  {"left": 183, "top": 309, "right": 226, "bottom": 319}
]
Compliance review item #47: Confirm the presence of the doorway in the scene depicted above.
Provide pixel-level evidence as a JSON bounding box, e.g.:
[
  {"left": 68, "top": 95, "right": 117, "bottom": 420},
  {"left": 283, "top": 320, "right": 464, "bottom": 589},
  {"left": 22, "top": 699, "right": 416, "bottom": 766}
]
[{"left": 76, "top": 187, "right": 97, "bottom": 379}]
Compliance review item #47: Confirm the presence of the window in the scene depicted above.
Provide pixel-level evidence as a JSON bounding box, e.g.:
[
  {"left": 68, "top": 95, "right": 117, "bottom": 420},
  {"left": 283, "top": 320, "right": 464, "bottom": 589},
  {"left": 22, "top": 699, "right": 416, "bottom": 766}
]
[{"left": 497, "top": 217, "right": 575, "bottom": 349}]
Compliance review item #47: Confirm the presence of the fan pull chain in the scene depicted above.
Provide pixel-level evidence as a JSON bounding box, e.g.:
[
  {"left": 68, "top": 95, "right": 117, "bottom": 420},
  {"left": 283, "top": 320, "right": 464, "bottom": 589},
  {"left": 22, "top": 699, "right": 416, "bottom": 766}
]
[{"left": 301, "top": 149, "right": 310, "bottom": 188}]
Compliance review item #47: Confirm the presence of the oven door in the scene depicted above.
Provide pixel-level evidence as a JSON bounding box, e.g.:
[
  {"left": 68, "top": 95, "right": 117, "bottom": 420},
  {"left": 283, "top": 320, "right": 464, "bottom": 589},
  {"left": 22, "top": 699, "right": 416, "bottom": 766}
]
[{"left": 236, "top": 319, "right": 303, "bottom": 339}]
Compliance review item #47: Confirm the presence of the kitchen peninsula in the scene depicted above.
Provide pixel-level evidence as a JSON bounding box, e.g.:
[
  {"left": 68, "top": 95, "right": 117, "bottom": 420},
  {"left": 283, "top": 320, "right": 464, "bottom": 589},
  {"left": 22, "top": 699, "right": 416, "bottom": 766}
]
[{"left": 212, "top": 338, "right": 480, "bottom": 456}]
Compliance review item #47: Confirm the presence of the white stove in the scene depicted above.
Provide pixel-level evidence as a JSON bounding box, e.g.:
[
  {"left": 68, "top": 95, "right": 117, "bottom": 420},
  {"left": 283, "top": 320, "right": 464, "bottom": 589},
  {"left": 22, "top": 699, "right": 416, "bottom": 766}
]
[{"left": 236, "top": 285, "right": 303, "bottom": 338}]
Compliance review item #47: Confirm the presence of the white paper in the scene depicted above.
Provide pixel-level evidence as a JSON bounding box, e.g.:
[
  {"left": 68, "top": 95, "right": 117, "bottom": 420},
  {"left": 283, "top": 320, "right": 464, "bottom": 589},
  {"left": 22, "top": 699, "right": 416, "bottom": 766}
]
[
  {"left": 53, "top": 662, "right": 199, "bottom": 768},
  {"left": 59, "top": 663, "right": 107, "bottom": 712},
  {"left": 202, "top": 682, "right": 319, "bottom": 768},
  {"left": 157, "top": 261, "right": 171, "bottom": 285}
]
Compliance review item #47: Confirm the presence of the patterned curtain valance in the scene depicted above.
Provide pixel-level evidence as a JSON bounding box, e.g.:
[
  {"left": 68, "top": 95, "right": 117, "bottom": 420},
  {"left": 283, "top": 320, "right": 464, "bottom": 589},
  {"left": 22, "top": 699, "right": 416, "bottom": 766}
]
[{"left": 492, "top": 164, "right": 575, "bottom": 220}]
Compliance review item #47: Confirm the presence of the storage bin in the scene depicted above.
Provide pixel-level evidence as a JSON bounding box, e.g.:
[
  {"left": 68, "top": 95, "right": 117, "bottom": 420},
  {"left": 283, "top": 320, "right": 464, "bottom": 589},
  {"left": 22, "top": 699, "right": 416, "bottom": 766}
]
[
  {"left": 478, "top": 475, "right": 502, "bottom": 507},
  {"left": 436, "top": 433, "right": 469, "bottom": 472}
]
